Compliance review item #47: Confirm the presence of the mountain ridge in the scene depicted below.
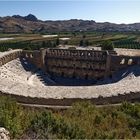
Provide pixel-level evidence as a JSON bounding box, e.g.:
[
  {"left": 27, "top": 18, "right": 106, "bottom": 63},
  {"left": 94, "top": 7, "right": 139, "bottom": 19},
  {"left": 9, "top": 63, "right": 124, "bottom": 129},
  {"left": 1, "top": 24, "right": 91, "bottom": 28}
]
[
  {"left": 12, "top": 14, "right": 38, "bottom": 22},
  {"left": 0, "top": 14, "right": 140, "bottom": 33}
]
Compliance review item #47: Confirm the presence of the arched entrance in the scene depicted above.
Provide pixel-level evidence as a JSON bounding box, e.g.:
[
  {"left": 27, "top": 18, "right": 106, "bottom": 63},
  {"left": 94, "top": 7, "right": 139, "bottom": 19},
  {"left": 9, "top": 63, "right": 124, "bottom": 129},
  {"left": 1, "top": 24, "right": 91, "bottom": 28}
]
[
  {"left": 72, "top": 72, "right": 76, "bottom": 78},
  {"left": 61, "top": 72, "right": 64, "bottom": 77},
  {"left": 85, "top": 74, "right": 88, "bottom": 80}
]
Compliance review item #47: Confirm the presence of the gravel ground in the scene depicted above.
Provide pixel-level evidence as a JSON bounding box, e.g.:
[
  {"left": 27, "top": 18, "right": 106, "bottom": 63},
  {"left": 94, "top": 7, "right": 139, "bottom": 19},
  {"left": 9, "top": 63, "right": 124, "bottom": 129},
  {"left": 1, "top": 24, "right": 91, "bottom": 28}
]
[{"left": 0, "top": 58, "right": 140, "bottom": 99}]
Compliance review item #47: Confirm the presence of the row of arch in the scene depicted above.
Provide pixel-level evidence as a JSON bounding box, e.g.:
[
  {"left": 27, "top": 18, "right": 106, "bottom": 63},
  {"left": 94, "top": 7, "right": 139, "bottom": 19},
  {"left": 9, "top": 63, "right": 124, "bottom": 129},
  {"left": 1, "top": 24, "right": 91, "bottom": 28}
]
[
  {"left": 120, "top": 58, "right": 136, "bottom": 65},
  {"left": 47, "top": 49, "right": 107, "bottom": 60},
  {"left": 47, "top": 58, "right": 105, "bottom": 65},
  {"left": 23, "top": 51, "right": 40, "bottom": 59},
  {"left": 48, "top": 66, "right": 105, "bottom": 80}
]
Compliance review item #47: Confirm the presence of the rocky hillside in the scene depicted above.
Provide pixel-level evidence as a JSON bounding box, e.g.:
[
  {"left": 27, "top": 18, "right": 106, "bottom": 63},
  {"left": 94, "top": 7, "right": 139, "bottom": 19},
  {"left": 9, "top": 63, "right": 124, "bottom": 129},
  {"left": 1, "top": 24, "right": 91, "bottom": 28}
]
[{"left": 0, "top": 14, "right": 140, "bottom": 33}]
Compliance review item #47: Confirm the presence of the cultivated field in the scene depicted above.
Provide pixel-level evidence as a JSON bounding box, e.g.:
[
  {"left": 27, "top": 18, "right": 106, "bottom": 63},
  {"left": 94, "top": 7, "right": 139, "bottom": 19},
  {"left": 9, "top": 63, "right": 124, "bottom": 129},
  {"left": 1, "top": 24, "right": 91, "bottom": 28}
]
[{"left": 0, "top": 32, "right": 140, "bottom": 52}]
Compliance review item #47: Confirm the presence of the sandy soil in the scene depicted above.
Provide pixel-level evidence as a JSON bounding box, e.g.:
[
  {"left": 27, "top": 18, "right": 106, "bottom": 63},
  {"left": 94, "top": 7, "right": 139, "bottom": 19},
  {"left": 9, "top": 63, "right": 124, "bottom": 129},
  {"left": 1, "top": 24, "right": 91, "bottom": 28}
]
[
  {"left": 59, "top": 38, "right": 70, "bottom": 40},
  {"left": 115, "top": 48, "right": 140, "bottom": 56},
  {"left": 42, "top": 35, "right": 58, "bottom": 38},
  {"left": 0, "top": 38, "right": 14, "bottom": 41}
]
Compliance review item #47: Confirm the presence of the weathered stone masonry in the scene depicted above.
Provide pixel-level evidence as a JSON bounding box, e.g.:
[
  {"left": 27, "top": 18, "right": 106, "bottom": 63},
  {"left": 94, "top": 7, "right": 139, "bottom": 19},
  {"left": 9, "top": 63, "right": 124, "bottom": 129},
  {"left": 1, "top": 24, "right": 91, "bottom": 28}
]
[
  {"left": 45, "top": 49, "right": 109, "bottom": 79},
  {"left": 0, "top": 49, "right": 22, "bottom": 66},
  {"left": 0, "top": 48, "right": 140, "bottom": 106},
  {"left": 44, "top": 49, "right": 140, "bottom": 80},
  {"left": 0, "top": 48, "right": 140, "bottom": 80}
]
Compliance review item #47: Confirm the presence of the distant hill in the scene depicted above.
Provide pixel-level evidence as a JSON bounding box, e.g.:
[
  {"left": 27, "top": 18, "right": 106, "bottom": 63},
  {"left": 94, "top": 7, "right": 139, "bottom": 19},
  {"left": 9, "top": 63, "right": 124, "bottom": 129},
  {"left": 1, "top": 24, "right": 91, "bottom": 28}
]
[
  {"left": 0, "top": 14, "right": 140, "bottom": 33},
  {"left": 12, "top": 14, "right": 38, "bottom": 22}
]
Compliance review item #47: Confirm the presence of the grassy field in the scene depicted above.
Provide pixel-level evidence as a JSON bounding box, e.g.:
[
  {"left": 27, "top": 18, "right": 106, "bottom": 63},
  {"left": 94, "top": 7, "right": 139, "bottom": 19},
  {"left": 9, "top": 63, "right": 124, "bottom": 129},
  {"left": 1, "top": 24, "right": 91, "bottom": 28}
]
[{"left": 0, "top": 32, "right": 140, "bottom": 51}]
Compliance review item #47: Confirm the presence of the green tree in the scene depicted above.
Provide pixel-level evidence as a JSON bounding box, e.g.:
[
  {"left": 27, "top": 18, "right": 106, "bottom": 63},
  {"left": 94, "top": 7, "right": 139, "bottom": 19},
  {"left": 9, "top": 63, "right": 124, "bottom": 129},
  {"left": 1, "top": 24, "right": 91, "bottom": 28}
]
[
  {"left": 64, "top": 40, "right": 68, "bottom": 45},
  {"left": 56, "top": 38, "right": 60, "bottom": 46},
  {"left": 84, "top": 40, "right": 89, "bottom": 47},
  {"left": 46, "top": 41, "right": 53, "bottom": 48},
  {"left": 52, "top": 42, "right": 56, "bottom": 48},
  {"left": 72, "top": 32, "right": 76, "bottom": 37},
  {"left": 42, "top": 41, "right": 46, "bottom": 48},
  {"left": 30, "top": 111, "right": 85, "bottom": 139},
  {"left": 62, "top": 101, "right": 137, "bottom": 139},
  {"left": 83, "top": 34, "right": 86, "bottom": 38},
  {"left": 79, "top": 40, "right": 84, "bottom": 46},
  {"left": 0, "top": 96, "right": 33, "bottom": 138},
  {"left": 101, "top": 40, "right": 114, "bottom": 50}
]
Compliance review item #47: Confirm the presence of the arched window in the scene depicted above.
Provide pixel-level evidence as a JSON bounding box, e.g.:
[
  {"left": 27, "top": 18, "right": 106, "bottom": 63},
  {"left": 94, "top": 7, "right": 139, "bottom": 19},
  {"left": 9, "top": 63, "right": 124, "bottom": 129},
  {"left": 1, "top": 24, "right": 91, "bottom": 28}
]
[
  {"left": 61, "top": 72, "right": 64, "bottom": 77},
  {"left": 85, "top": 74, "right": 88, "bottom": 80},
  {"left": 128, "top": 59, "right": 133, "bottom": 65},
  {"left": 30, "top": 54, "right": 33, "bottom": 58},
  {"left": 72, "top": 72, "right": 76, "bottom": 78},
  {"left": 26, "top": 54, "right": 28, "bottom": 58},
  {"left": 120, "top": 58, "right": 125, "bottom": 64}
]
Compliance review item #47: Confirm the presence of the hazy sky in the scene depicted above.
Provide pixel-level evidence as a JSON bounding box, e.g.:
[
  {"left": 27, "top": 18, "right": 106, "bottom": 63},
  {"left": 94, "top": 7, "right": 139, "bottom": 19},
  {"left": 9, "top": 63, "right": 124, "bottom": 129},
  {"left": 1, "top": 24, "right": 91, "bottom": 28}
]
[{"left": 0, "top": 1, "right": 140, "bottom": 24}]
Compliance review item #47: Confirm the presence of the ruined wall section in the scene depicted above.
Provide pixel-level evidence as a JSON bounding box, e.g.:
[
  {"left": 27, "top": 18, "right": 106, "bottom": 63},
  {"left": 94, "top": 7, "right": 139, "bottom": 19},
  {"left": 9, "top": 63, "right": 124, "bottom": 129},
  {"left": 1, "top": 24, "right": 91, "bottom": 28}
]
[
  {"left": 22, "top": 49, "right": 47, "bottom": 70},
  {"left": 22, "top": 50, "right": 41, "bottom": 68},
  {"left": 0, "top": 48, "right": 140, "bottom": 81},
  {"left": 110, "top": 55, "right": 140, "bottom": 75},
  {"left": 0, "top": 48, "right": 46, "bottom": 70},
  {"left": 0, "top": 49, "right": 22, "bottom": 67},
  {"left": 45, "top": 48, "right": 140, "bottom": 79},
  {"left": 45, "top": 49, "right": 109, "bottom": 79}
]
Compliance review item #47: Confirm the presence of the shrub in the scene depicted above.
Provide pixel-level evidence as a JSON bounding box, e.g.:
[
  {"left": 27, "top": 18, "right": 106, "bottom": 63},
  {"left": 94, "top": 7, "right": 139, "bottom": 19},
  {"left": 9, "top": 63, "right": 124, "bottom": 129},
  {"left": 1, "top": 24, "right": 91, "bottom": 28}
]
[
  {"left": 0, "top": 96, "right": 34, "bottom": 138},
  {"left": 61, "top": 101, "right": 139, "bottom": 139},
  {"left": 1, "top": 96, "right": 140, "bottom": 139},
  {"left": 30, "top": 111, "right": 85, "bottom": 139},
  {"left": 101, "top": 40, "right": 114, "bottom": 50}
]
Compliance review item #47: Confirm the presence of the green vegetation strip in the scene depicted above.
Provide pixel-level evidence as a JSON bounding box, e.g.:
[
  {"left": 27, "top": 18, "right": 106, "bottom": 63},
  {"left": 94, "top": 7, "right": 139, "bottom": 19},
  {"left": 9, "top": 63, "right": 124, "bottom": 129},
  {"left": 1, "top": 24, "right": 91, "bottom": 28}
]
[
  {"left": 0, "top": 33, "right": 140, "bottom": 51},
  {"left": 1, "top": 96, "right": 140, "bottom": 139}
]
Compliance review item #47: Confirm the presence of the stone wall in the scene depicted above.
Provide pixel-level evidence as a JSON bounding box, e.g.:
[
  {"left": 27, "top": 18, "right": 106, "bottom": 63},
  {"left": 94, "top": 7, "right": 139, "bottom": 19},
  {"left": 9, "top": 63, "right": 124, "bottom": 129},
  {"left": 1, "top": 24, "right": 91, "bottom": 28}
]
[
  {"left": 45, "top": 49, "right": 110, "bottom": 79},
  {"left": 0, "top": 49, "right": 22, "bottom": 67},
  {"left": 22, "top": 50, "right": 41, "bottom": 68},
  {"left": 22, "top": 48, "right": 47, "bottom": 70},
  {"left": 110, "top": 55, "right": 140, "bottom": 75},
  {"left": 44, "top": 49, "right": 140, "bottom": 79},
  {"left": 1, "top": 48, "right": 139, "bottom": 81},
  {"left": 0, "top": 91, "right": 140, "bottom": 106},
  {"left": 0, "top": 48, "right": 140, "bottom": 106}
]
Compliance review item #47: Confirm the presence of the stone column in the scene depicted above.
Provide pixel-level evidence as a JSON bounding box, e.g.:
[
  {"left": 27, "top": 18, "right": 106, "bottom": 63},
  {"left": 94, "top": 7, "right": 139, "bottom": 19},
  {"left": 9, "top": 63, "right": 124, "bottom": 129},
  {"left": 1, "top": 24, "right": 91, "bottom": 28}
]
[
  {"left": 40, "top": 48, "right": 47, "bottom": 71},
  {"left": 137, "top": 57, "right": 140, "bottom": 65}
]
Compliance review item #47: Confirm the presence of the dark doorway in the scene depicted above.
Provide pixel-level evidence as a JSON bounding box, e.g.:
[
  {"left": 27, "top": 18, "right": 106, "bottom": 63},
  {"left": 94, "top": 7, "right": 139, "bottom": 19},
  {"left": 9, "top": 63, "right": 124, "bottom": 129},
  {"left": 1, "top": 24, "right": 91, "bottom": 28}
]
[
  {"left": 72, "top": 72, "right": 76, "bottom": 78},
  {"left": 85, "top": 74, "right": 88, "bottom": 80},
  {"left": 61, "top": 72, "right": 64, "bottom": 77}
]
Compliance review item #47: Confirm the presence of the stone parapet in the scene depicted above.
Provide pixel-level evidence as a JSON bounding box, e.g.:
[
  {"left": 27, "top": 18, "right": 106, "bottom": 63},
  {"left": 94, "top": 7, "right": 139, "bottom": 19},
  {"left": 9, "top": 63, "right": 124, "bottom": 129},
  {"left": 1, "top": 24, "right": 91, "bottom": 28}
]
[{"left": 0, "top": 49, "right": 22, "bottom": 66}]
